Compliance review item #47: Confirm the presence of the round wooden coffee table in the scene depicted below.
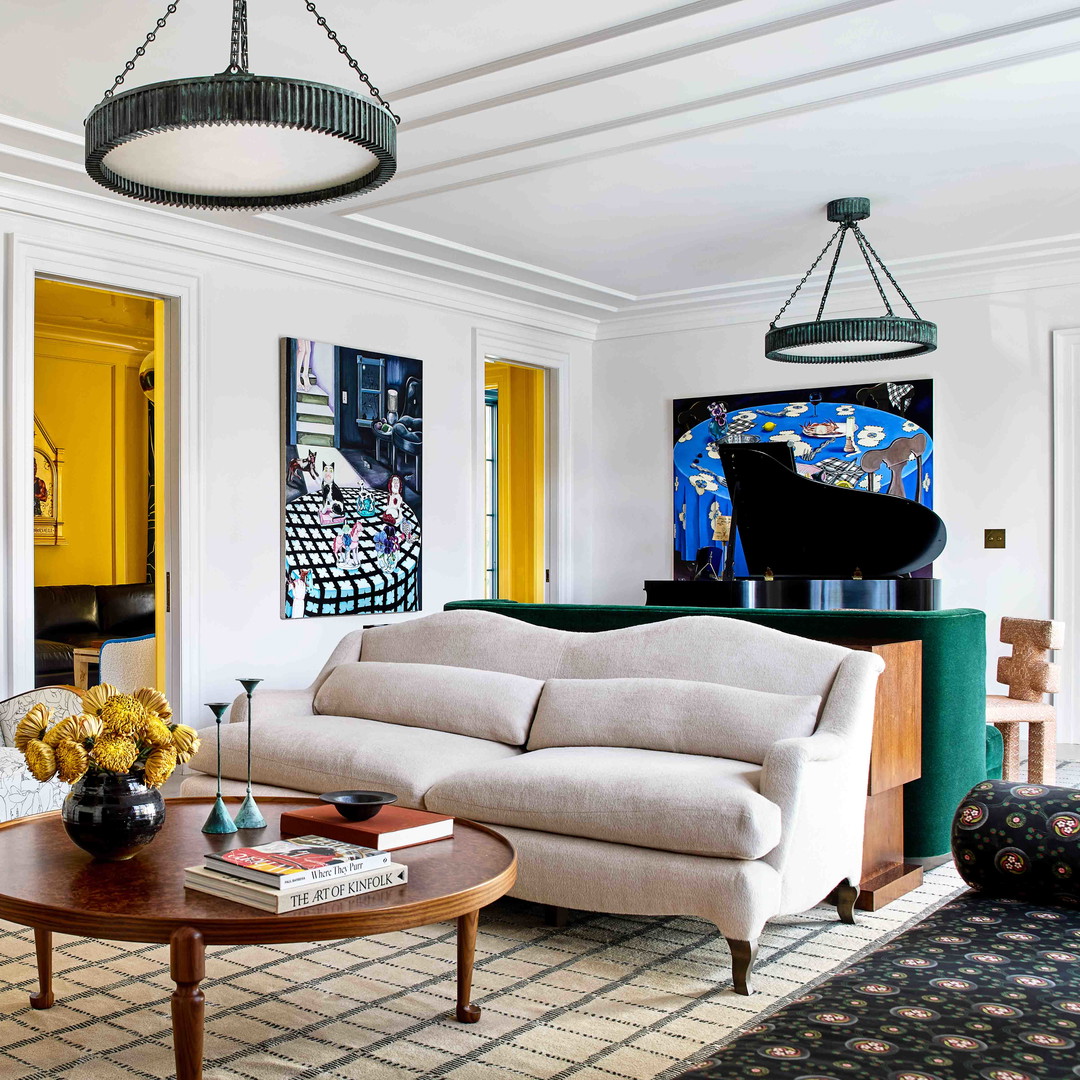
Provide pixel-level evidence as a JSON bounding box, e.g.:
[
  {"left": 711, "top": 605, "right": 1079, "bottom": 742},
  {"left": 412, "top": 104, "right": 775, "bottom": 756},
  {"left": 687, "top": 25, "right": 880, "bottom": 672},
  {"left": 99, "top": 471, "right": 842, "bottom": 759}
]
[{"left": 0, "top": 797, "right": 516, "bottom": 1080}]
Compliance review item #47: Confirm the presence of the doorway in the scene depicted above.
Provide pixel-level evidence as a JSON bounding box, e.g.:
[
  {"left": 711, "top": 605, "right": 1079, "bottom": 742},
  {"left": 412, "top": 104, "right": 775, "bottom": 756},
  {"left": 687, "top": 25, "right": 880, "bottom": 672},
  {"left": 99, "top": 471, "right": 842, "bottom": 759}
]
[
  {"left": 33, "top": 280, "right": 167, "bottom": 691},
  {"left": 484, "top": 359, "right": 546, "bottom": 602}
]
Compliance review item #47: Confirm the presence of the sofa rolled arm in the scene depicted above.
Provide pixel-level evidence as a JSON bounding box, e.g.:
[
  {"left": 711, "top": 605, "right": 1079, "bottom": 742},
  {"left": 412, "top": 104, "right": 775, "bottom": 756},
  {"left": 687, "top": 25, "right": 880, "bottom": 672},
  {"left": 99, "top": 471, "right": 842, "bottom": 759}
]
[
  {"left": 762, "top": 731, "right": 846, "bottom": 771},
  {"left": 758, "top": 650, "right": 883, "bottom": 912},
  {"left": 225, "top": 627, "right": 365, "bottom": 724},
  {"left": 228, "top": 687, "right": 316, "bottom": 724}
]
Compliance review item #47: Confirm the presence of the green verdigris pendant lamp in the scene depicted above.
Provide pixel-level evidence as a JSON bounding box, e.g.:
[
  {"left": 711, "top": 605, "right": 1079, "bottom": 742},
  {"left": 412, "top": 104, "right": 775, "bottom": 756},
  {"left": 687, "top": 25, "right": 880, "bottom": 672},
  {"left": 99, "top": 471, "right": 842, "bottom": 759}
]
[
  {"left": 765, "top": 198, "right": 937, "bottom": 364},
  {"left": 84, "top": 0, "right": 398, "bottom": 210}
]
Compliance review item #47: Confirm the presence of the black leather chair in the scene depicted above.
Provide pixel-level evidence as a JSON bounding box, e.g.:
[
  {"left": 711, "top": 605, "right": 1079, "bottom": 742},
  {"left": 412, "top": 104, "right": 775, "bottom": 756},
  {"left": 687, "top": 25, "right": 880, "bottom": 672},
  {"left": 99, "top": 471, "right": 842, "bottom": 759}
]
[
  {"left": 34, "top": 584, "right": 155, "bottom": 687},
  {"left": 391, "top": 415, "right": 422, "bottom": 493}
]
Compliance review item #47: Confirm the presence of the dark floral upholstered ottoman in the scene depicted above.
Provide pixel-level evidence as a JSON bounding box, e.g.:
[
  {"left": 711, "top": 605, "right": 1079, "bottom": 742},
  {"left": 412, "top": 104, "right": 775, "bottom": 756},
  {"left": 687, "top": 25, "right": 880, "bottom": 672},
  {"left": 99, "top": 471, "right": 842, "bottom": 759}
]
[{"left": 676, "top": 781, "right": 1080, "bottom": 1080}]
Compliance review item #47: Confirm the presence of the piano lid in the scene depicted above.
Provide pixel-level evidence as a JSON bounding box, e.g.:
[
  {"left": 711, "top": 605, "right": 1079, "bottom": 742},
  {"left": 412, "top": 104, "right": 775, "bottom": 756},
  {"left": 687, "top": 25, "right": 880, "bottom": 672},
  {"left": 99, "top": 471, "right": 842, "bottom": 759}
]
[{"left": 718, "top": 444, "right": 947, "bottom": 579}]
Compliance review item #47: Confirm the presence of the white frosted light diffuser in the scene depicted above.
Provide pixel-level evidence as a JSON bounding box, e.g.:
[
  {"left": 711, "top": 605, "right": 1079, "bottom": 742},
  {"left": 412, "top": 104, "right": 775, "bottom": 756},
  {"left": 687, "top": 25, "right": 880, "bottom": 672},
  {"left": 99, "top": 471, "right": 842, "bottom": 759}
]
[
  {"left": 777, "top": 338, "right": 919, "bottom": 357},
  {"left": 103, "top": 125, "right": 381, "bottom": 199}
]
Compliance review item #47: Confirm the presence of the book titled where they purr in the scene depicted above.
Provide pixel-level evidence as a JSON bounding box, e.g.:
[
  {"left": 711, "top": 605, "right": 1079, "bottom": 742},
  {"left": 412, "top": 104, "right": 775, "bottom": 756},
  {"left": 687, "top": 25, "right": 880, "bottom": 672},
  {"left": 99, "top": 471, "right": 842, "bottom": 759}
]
[
  {"left": 204, "top": 835, "right": 391, "bottom": 890},
  {"left": 184, "top": 862, "right": 409, "bottom": 913}
]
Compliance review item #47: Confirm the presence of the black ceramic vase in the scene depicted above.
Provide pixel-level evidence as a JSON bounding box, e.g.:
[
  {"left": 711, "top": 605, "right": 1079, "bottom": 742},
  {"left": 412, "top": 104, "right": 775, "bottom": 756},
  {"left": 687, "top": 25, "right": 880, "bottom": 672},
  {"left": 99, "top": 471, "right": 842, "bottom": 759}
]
[{"left": 61, "top": 770, "right": 166, "bottom": 861}]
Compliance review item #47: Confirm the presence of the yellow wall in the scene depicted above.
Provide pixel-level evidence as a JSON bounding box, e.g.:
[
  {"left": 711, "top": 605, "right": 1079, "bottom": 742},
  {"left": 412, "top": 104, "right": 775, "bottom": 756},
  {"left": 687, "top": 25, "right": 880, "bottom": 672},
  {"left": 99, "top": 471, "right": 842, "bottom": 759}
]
[
  {"left": 485, "top": 361, "right": 546, "bottom": 603},
  {"left": 34, "top": 280, "right": 156, "bottom": 587}
]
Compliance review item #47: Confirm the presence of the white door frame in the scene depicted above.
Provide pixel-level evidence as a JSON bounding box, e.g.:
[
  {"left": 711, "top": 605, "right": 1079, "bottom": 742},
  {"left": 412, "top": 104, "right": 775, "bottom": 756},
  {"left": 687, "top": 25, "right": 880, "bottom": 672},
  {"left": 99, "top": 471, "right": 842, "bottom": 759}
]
[
  {"left": 471, "top": 330, "right": 573, "bottom": 603},
  {"left": 1052, "top": 327, "right": 1080, "bottom": 744},
  {"left": 1, "top": 236, "right": 203, "bottom": 718}
]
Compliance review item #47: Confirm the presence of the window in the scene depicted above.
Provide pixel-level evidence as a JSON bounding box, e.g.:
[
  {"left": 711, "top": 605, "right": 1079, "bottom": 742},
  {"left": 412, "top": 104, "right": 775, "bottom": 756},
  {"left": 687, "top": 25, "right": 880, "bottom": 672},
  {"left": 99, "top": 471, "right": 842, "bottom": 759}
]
[
  {"left": 359, "top": 356, "right": 385, "bottom": 421},
  {"left": 484, "top": 387, "right": 498, "bottom": 598}
]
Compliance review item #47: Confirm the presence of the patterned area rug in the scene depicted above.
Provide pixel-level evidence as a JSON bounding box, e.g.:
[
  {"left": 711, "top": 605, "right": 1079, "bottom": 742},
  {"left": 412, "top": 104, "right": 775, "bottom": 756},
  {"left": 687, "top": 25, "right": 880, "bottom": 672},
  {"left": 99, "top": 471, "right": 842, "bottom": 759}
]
[
  {"left": 673, "top": 890, "right": 1080, "bottom": 1080},
  {"left": 0, "top": 868, "right": 963, "bottom": 1080}
]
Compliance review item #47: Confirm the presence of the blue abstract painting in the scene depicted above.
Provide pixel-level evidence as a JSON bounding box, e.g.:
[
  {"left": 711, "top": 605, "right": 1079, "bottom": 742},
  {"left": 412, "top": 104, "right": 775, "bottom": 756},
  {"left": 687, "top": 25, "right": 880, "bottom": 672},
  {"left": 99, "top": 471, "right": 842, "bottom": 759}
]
[{"left": 672, "top": 379, "right": 934, "bottom": 580}]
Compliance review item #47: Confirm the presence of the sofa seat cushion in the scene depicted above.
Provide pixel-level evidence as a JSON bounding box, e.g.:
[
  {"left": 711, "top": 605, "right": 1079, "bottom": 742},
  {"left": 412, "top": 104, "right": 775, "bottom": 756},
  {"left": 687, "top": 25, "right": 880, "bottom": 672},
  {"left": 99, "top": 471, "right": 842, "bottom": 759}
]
[
  {"left": 424, "top": 747, "right": 781, "bottom": 859},
  {"left": 189, "top": 715, "right": 521, "bottom": 809},
  {"left": 314, "top": 662, "right": 543, "bottom": 745},
  {"left": 34, "top": 638, "right": 74, "bottom": 677},
  {"left": 528, "top": 677, "right": 821, "bottom": 764}
]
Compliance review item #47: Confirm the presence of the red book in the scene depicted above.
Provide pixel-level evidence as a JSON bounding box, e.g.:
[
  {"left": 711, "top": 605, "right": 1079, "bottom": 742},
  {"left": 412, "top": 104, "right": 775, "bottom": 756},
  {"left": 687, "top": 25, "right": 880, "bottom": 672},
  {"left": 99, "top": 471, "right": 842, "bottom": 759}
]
[{"left": 280, "top": 804, "right": 454, "bottom": 850}]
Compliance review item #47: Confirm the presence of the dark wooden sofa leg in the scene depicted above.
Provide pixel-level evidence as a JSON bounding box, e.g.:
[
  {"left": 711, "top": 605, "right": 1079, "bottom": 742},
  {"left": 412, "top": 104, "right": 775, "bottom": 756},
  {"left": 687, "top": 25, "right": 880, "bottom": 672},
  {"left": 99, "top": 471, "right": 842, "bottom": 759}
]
[
  {"left": 726, "top": 937, "right": 759, "bottom": 995},
  {"left": 836, "top": 880, "right": 859, "bottom": 924},
  {"left": 543, "top": 905, "right": 569, "bottom": 928}
]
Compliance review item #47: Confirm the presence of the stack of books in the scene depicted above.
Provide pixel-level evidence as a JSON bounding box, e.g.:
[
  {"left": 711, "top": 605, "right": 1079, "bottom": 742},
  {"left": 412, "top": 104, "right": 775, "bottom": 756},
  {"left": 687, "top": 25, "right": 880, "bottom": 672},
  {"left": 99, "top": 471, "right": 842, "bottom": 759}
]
[{"left": 184, "top": 835, "right": 408, "bottom": 913}]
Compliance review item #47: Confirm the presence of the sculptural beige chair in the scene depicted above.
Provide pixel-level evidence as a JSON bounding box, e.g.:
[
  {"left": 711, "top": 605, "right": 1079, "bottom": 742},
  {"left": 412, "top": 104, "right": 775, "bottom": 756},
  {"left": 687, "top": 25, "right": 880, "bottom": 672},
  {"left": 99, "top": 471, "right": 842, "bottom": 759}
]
[{"left": 987, "top": 617, "right": 1064, "bottom": 784}]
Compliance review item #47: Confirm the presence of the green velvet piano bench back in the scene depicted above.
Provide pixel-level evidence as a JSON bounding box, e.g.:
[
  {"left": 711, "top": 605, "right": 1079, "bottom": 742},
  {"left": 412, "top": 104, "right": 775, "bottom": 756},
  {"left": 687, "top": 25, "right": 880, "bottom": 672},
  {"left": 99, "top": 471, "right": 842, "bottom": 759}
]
[{"left": 445, "top": 600, "right": 994, "bottom": 860}]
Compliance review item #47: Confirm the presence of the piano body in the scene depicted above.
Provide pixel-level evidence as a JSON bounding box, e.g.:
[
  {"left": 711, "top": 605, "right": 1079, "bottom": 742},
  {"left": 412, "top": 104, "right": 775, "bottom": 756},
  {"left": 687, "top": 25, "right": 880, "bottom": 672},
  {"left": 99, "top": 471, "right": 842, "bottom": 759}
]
[{"left": 648, "top": 443, "right": 946, "bottom": 611}]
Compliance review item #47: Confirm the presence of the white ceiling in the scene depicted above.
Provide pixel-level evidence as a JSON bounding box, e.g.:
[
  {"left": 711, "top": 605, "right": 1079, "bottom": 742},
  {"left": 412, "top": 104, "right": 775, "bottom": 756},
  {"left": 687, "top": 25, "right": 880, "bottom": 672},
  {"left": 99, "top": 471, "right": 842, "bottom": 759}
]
[{"left": 1, "top": 0, "right": 1079, "bottom": 321}]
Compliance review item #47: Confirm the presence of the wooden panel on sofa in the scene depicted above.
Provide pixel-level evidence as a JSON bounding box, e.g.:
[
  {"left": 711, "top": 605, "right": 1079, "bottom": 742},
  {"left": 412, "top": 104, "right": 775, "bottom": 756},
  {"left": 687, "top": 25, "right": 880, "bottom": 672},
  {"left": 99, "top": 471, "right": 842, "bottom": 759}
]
[{"left": 842, "top": 639, "right": 923, "bottom": 910}]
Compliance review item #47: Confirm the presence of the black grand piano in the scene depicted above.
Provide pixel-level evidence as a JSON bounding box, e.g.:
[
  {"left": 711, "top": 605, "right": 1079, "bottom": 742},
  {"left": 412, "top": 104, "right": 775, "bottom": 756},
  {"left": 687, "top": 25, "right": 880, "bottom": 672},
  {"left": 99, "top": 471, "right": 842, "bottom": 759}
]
[{"left": 646, "top": 443, "right": 946, "bottom": 611}]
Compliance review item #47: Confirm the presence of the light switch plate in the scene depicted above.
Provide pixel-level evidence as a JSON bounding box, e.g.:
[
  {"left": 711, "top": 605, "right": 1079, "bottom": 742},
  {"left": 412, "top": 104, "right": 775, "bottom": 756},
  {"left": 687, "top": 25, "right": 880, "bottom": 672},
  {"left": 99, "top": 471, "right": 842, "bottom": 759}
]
[{"left": 985, "top": 529, "right": 1006, "bottom": 549}]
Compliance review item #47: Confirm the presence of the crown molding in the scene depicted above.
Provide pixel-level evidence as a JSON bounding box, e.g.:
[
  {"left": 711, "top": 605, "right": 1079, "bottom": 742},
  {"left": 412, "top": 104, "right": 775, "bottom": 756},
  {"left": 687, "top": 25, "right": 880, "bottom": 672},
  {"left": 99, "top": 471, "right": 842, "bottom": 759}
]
[{"left": 0, "top": 167, "right": 600, "bottom": 341}]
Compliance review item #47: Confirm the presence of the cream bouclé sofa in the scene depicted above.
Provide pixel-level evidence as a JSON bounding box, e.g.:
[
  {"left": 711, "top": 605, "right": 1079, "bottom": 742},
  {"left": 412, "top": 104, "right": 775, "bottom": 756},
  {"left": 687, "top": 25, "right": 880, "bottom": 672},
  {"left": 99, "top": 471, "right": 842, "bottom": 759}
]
[{"left": 182, "top": 610, "right": 884, "bottom": 993}]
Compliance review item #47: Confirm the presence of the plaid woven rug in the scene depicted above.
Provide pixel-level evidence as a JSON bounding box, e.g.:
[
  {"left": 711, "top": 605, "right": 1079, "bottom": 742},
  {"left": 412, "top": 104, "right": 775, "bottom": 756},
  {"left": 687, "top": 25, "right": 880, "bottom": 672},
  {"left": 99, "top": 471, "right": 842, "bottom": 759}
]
[{"left": 0, "top": 865, "right": 964, "bottom": 1080}]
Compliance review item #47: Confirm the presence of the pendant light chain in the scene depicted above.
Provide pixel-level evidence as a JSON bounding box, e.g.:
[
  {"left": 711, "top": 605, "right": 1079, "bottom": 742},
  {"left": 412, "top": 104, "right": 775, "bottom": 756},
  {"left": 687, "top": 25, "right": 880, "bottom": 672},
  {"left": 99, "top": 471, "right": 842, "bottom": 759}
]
[
  {"left": 769, "top": 224, "right": 843, "bottom": 329},
  {"left": 302, "top": 1, "right": 400, "bottom": 122},
  {"left": 228, "top": 0, "right": 250, "bottom": 74},
  {"left": 850, "top": 225, "right": 894, "bottom": 317},
  {"left": 100, "top": 0, "right": 182, "bottom": 100},
  {"left": 853, "top": 225, "right": 924, "bottom": 320},
  {"left": 815, "top": 227, "right": 848, "bottom": 323}
]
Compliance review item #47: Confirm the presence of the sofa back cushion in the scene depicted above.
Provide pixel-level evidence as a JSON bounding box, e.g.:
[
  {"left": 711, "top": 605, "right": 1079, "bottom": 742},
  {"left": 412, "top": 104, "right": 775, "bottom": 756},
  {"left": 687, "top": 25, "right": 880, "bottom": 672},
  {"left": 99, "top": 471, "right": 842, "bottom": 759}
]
[
  {"left": 97, "top": 583, "right": 155, "bottom": 637},
  {"left": 527, "top": 677, "right": 821, "bottom": 764},
  {"left": 360, "top": 610, "right": 569, "bottom": 679},
  {"left": 313, "top": 661, "right": 543, "bottom": 745},
  {"left": 360, "top": 610, "right": 850, "bottom": 699},
  {"left": 34, "top": 585, "right": 98, "bottom": 642}
]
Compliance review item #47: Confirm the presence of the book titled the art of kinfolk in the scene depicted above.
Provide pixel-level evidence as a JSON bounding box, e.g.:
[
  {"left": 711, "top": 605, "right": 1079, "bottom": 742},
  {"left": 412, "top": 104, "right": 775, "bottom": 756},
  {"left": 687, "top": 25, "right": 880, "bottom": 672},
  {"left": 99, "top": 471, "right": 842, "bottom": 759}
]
[
  {"left": 184, "top": 862, "right": 409, "bottom": 914},
  {"left": 204, "top": 835, "right": 390, "bottom": 890}
]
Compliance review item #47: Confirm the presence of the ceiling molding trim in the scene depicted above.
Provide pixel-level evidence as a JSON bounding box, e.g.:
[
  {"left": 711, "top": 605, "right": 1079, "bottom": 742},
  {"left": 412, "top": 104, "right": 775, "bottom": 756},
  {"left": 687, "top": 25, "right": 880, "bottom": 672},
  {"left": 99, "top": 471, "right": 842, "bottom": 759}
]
[
  {"left": 400, "top": 0, "right": 896, "bottom": 130},
  {"left": 596, "top": 234, "right": 1080, "bottom": 339},
  {"left": 0, "top": 111, "right": 82, "bottom": 146},
  {"left": 260, "top": 213, "right": 625, "bottom": 312},
  {"left": 363, "top": 35, "right": 1080, "bottom": 210},
  {"left": 388, "top": 0, "right": 747, "bottom": 100},
  {"left": 335, "top": 212, "right": 636, "bottom": 300},
  {"left": 396, "top": 7, "right": 1080, "bottom": 182},
  {"left": 0, "top": 172, "right": 601, "bottom": 340}
]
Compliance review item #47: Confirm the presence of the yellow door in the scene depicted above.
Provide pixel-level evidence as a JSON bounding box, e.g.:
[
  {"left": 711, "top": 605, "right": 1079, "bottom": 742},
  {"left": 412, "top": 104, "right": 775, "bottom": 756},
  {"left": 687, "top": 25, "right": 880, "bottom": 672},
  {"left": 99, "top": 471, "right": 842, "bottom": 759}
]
[
  {"left": 152, "top": 300, "right": 167, "bottom": 689},
  {"left": 484, "top": 361, "right": 545, "bottom": 602}
]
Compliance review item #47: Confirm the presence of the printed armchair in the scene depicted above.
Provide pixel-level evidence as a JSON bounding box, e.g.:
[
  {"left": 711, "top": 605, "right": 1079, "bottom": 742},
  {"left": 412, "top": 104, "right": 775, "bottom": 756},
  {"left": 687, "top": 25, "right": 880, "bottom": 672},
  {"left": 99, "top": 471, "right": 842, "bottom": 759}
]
[{"left": 0, "top": 687, "right": 80, "bottom": 821}]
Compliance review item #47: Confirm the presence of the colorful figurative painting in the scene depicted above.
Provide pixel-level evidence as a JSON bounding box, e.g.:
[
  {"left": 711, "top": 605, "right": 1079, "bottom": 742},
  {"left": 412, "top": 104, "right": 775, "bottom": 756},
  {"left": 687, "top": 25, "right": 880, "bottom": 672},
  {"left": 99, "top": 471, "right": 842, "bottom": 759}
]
[
  {"left": 672, "top": 379, "right": 933, "bottom": 580},
  {"left": 282, "top": 338, "right": 422, "bottom": 618}
]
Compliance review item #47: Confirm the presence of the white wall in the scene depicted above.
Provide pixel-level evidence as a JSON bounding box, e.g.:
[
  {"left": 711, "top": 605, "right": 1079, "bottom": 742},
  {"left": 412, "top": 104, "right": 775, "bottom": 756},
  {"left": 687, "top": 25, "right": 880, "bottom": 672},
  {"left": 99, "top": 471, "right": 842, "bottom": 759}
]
[
  {"left": 0, "top": 183, "right": 593, "bottom": 721},
  {"left": 591, "top": 284, "right": 1080, "bottom": 710}
]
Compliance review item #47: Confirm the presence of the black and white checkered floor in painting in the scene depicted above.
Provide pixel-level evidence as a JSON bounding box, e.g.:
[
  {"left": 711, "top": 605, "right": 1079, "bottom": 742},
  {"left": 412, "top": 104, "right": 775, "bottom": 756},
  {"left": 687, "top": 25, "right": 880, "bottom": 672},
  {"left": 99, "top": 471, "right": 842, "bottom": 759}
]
[{"left": 284, "top": 488, "right": 421, "bottom": 616}]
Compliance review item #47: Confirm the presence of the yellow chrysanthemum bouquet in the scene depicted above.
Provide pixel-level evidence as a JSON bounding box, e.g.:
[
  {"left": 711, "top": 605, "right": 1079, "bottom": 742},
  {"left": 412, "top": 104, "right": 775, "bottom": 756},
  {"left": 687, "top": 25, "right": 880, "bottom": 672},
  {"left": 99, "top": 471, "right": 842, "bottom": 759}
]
[{"left": 15, "top": 685, "right": 200, "bottom": 788}]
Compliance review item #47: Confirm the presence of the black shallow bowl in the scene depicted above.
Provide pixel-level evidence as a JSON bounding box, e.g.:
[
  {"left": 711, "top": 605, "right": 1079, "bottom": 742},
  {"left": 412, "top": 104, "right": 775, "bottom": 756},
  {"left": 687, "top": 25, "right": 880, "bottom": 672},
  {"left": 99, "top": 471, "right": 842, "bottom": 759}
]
[{"left": 319, "top": 790, "right": 398, "bottom": 822}]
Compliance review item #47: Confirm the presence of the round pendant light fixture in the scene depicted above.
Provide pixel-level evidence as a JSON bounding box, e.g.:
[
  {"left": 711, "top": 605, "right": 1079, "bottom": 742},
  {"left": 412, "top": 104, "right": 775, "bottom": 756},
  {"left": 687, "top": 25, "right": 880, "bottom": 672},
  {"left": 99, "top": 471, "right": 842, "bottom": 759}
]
[
  {"left": 84, "top": 1, "right": 398, "bottom": 210},
  {"left": 765, "top": 198, "right": 937, "bottom": 364}
]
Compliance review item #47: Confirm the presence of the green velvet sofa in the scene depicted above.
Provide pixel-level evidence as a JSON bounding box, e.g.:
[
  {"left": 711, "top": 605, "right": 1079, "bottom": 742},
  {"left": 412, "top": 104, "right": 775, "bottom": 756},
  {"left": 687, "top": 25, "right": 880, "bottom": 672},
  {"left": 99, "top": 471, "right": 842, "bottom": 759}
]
[{"left": 444, "top": 601, "right": 1002, "bottom": 859}]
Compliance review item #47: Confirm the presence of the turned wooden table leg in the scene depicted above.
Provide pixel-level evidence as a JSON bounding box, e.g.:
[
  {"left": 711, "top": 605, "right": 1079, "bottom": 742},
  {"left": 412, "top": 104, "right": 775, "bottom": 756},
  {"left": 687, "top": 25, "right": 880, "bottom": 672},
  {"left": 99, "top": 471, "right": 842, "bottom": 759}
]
[
  {"left": 170, "top": 926, "right": 206, "bottom": 1080},
  {"left": 29, "top": 928, "right": 54, "bottom": 1009},
  {"left": 456, "top": 909, "right": 481, "bottom": 1023}
]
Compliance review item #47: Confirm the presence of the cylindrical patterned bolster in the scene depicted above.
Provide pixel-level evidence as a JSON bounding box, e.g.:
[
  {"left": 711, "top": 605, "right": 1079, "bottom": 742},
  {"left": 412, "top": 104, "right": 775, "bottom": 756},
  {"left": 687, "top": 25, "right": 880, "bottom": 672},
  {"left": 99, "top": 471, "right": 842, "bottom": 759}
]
[{"left": 952, "top": 780, "right": 1080, "bottom": 904}]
